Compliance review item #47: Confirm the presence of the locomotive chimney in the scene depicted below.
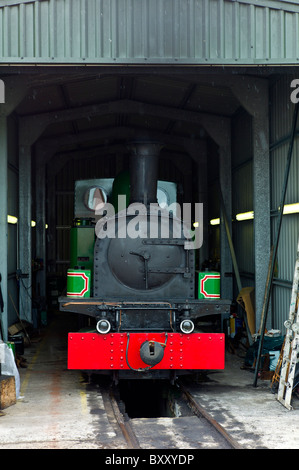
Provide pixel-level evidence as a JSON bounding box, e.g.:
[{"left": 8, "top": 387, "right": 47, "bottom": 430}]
[{"left": 128, "top": 141, "right": 162, "bottom": 206}]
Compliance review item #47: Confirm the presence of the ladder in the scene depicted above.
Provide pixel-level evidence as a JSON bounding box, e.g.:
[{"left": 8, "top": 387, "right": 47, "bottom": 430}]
[{"left": 277, "top": 237, "right": 299, "bottom": 410}]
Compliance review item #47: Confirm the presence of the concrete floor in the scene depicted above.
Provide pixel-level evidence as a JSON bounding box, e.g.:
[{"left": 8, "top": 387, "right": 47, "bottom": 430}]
[
  {"left": 0, "top": 313, "right": 126, "bottom": 449},
  {"left": 185, "top": 352, "right": 299, "bottom": 449},
  {"left": 0, "top": 311, "right": 298, "bottom": 450}
]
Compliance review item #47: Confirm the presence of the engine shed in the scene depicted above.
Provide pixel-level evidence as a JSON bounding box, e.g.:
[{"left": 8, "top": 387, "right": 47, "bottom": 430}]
[{"left": 0, "top": 0, "right": 299, "bottom": 449}]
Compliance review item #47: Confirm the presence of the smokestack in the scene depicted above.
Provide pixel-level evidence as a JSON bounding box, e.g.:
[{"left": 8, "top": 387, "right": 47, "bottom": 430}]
[{"left": 128, "top": 142, "right": 162, "bottom": 206}]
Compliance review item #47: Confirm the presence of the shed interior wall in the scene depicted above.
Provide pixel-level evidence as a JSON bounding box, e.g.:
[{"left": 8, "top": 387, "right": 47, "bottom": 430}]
[
  {"left": 1, "top": 66, "right": 297, "bottom": 339},
  {"left": 270, "top": 75, "right": 299, "bottom": 332}
]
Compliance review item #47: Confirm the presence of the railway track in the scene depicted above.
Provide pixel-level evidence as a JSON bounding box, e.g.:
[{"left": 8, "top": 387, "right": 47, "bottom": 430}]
[
  {"left": 177, "top": 382, "right": 243, "bottom": 449},
  {"left": 102, "top": 379, "right": 243, "bottom": 450}
]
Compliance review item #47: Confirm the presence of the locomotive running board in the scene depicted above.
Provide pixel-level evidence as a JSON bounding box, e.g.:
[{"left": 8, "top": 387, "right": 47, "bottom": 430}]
[
  {"left": 59, "top": 296, "right": 231, "bottom": 319},
  {"left": 68, "top": 332, "right": 225, "bottom": 371}
]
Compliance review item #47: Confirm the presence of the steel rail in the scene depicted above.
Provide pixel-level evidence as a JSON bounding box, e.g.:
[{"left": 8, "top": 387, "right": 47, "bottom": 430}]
[
  {"left": 178, "top": 382, "right": 243, "bottom": 449},
  {"left": 107, "top": 380, "right": 243, "bottom": 449},
  {"left": 108, "top": 388, "right": 141, "bottom": 449}
]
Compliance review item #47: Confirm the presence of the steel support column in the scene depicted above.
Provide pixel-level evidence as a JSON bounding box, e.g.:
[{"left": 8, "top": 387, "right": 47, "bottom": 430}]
[
  {"left": 35, "top": 143, "right": 57, "bottom": 299},
  {"left": 35, "top": 153, "right": 47, "bottom": 300},
  {"left": 252, "top": 114, "right": 270, "bottom": 331},
  {"left": 0, "top": 76, "right": 28, "bottom": 339},
  {"left": 18, "top": 106, "right": 53, "bottom": 323},
  {"left": 18, "top": 143, "right": 32, "bottom": 322},
  {"left": 219, "top": 144, "right": 233, "bottom": 300},
  {"left": 230, "top": 78, "right": 270, "bottom": 332}
]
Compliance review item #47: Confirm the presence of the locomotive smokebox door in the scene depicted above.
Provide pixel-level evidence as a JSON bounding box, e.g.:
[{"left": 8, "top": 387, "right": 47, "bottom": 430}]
[{"left": 140, "top": 340, "right": 165, "bottom": 366}]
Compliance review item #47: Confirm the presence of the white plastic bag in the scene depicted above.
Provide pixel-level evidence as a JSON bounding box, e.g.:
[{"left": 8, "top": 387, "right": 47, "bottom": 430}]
[
  {"left": 0, "top": 341, "right": 4, "bottom": 364},
  {"left": 1, "top": 342, "right": 20, "bottom": 399}
]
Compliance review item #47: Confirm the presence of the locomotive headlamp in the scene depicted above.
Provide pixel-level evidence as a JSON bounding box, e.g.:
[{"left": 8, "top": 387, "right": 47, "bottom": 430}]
[
  {"left": 180, "top": 319, "right": 194, "bottom": 334},
  {"left": 96, "top": 319, "right": 111, "bottom": 334}
]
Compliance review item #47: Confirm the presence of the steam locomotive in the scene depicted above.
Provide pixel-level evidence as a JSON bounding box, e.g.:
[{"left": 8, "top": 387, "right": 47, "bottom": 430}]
[{"left": 59, "top": 142, "right": 230, "bottom": 382}]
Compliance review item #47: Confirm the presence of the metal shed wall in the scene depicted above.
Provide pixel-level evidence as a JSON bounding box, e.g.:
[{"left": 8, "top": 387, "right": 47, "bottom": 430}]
[
  {"left": 1, "top": 0, "right": 299, "bottom": 64},
  {"left": 270, "top": 74, "right": 299, "bottom": 333}
]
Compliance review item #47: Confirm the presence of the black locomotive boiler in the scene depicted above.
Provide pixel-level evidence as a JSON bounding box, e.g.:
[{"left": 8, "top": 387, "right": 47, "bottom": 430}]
[{"left": 59, "top": 142, "right": 230, "bottom": 381}]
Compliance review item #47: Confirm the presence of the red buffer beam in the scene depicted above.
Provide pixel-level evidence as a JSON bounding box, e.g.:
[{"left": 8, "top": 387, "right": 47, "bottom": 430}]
[{"left": 68, "top": 332, "right": 225, "bottom": 371}]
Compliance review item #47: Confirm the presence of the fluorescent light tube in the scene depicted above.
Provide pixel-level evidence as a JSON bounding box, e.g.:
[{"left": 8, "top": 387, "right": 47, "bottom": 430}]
[
  {"left": 7, "top": 215, "right": 18, "bottom": 224},
  {"left": 282, "top": 203, "right": 299, "bottom": 214},
  {"left": 236, "top": 211, "right": 254, "bottom": 221}
]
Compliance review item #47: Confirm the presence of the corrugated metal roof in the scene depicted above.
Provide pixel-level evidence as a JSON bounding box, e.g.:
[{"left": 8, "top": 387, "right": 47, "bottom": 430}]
[
  {"left": 14, "top": 73, "right": 241, "bottom": 139},
  {"left": 1, "top": 0, "right": 299, "bottom": 65}
]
